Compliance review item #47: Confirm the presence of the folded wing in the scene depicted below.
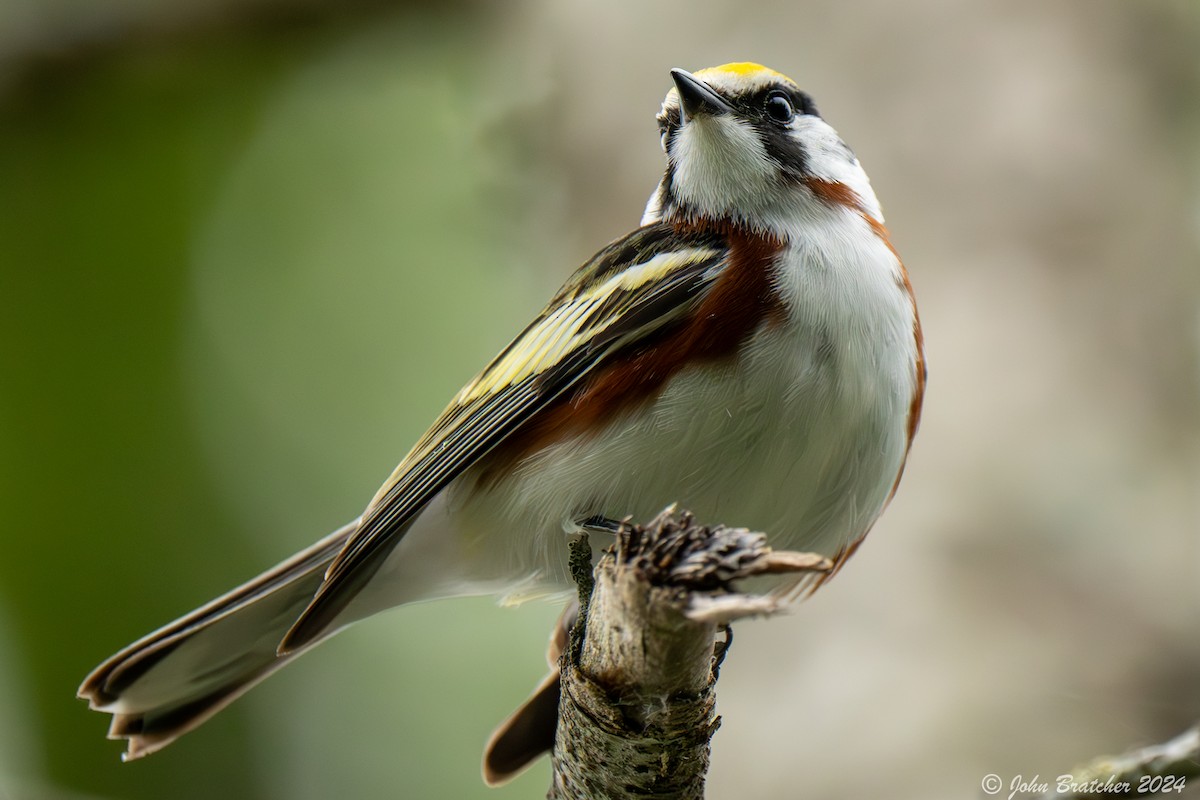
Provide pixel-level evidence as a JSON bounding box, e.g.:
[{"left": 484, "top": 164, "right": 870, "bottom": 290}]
[{"left": 280, "top": 223, "right": 729, "bottom": 652}]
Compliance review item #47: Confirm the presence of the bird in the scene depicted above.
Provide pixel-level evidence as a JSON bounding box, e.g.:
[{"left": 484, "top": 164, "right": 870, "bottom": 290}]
[{"left": 78, "top": 62, "right": 925, "bottom": 764}]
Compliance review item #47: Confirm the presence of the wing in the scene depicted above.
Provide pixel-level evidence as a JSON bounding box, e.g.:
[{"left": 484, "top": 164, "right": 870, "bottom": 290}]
[{"left": 279, "top": 222, "right": 729, "bottom": 651}]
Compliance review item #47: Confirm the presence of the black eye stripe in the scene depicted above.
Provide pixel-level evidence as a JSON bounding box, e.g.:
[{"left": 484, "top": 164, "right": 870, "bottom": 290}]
[
  {"left": 796, "top": 91, "right": 818, "bottom": 118},
  {"left": 745, "top": 87, "right": 819, "bottom": 121},
  {"left": 658, "top": 86, "right": 816, "bottom": 130}
]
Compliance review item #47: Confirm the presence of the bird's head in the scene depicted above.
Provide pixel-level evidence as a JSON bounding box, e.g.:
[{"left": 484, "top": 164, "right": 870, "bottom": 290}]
[{"left": 643, "top": 63, "right": 882, "bottom": 238}]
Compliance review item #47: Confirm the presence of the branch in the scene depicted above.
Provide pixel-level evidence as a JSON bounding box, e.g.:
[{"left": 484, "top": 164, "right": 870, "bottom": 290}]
[
  {"left": 1036, "top": 724, "right": 1200, "bottom": 799},
  {"left": 547, "top": 507, "right": 831, "bottom": 800}
]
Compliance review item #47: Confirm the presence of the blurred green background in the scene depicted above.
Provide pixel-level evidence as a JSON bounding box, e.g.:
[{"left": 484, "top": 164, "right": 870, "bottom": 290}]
[{"left": 2, "top": 1, "right": 1198, "bottom": 799}]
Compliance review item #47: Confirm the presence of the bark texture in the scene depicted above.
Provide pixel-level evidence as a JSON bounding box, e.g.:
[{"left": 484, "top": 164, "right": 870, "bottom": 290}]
[{"left": 547, "top": 508, "right": 831, "bottom": 800}]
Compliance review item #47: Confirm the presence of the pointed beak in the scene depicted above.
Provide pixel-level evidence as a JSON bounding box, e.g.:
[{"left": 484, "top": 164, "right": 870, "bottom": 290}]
[{"left": 670, "top": 69, "right": 734, "bottom": 125}]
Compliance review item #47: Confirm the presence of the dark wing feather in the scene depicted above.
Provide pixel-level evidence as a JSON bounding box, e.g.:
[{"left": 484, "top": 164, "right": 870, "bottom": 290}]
[{"left": 279, "top": 223, "right": 729, "bottom": 652}]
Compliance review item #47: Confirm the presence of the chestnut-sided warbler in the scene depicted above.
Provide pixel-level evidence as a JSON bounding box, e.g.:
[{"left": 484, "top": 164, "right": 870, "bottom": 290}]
[{"left": 79, "top": 62, "right": 925, "bottom": 761}]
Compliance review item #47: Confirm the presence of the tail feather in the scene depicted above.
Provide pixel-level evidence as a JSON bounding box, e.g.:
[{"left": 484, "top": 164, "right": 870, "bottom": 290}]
[{"left": 78, "top": 520, "right": 358, "bottom": 760}]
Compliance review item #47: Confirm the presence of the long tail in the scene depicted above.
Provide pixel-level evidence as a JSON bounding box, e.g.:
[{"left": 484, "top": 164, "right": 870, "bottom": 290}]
[{"left": 77, "top": 520, "right": 357, "bottom": 760}]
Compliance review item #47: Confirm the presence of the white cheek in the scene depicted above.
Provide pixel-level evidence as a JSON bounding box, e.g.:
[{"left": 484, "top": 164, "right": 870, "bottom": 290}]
[
  {"left": 670, "top": 116, "right": 775, "bottom": 216},
  {"left": 795, "top": 119, "right": 884, "bottom": 221}
]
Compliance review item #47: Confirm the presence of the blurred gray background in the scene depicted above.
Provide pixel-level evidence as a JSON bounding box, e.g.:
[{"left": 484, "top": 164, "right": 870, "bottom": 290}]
[{"left": 1, "top": 1, "right": 1197, "bottom": 798}]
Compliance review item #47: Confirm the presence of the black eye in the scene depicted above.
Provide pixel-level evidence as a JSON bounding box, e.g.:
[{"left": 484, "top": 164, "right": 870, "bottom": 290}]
[{"left": 764, "top": 91, "right": 795, "bottom": 125}]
